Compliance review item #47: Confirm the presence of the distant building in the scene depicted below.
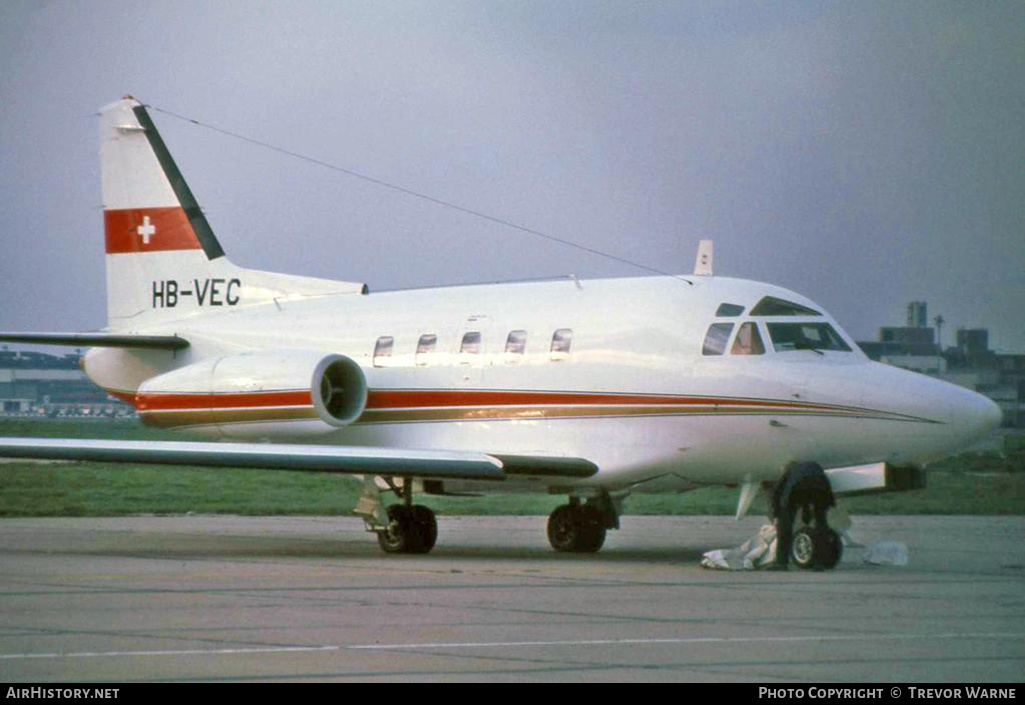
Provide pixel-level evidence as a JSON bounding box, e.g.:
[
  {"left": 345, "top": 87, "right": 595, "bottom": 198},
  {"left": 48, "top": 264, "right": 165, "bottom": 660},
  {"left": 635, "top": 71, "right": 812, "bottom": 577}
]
[
  {"left": 857, "top": 302, "right": 945, "bottom": 375},
  {"left": 857, "top": 306, "right": 1024, "bottom": 428},
  {"left": 907, "top": 301, "right": 928, "bottom": 328},
  {"left": 0, "top": 349, "right": 134, "bottom": 417}
]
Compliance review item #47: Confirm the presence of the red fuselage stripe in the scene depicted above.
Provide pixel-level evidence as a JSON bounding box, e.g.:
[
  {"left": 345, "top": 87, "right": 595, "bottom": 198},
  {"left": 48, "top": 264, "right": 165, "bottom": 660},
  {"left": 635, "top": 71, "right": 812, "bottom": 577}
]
[
  {"left": 135, "top": 390, "right": 313, "bottom": 411},
  {"left": 364, "top": 389, "right": 840, "bottom": 411},
  {"left": 131, "top": 388, "right": 850, "bottom": 414}
]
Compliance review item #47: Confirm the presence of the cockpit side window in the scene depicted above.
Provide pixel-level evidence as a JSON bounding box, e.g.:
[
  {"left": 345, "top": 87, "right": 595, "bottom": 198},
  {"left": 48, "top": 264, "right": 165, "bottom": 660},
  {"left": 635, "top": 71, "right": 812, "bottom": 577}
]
[
  {"left": 715, "top": 303, "right": 745, "bottom": 317},
  {"left": 701, "top": 323, "right": 734, "bottom": 356},
  {"left": 731, "top": 322, "right": 765, "bottom": 355},
  {"left": 750, "top": 296, "right": 821, "bottom": 316},
  {"left": 767, "top": 322, "right": 852, "bottom": 353}
]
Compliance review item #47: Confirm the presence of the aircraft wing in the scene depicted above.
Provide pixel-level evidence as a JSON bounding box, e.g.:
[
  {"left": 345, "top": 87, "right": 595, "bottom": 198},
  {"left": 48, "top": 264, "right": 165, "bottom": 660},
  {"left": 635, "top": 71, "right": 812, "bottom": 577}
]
[
  {"left": 0, "top": 332, "right": 189, "bottom": 350},
  {"left": 0, "top": 438, "right": 598, "bottom": 481}
]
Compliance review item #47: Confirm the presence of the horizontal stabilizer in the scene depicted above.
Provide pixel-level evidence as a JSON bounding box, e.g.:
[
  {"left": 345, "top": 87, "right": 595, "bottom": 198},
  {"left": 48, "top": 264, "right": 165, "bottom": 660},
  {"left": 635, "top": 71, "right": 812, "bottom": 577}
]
[
  {"left": 0, "top": 438, "right": 599, "bottom": 481},
  {"left": 0, "top": 332, "right": 189, "bottom": 350}
]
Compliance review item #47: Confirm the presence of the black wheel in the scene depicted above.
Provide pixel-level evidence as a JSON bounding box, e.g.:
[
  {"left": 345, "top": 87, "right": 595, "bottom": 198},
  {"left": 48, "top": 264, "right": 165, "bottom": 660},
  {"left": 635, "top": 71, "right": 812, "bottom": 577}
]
[
  {"left": 791, "top": 526, "right": 817, "bottom": 569},
  {"left": 819, "top": 528, "right": 843, "bottom": 569},
  {"left": 377, "top": 504, "right": 416, "bottom": 554},
  {"left": 575, "top": 506, "right": 607, "bottom": 553},
  {"left": 547, "top": 505, "right": 606, "bottom": 553},
  {"left": 408, "top": 505, "right": 438, "bottom": 554},
  {"left": 791, "top": 526, "right": 843, "bottom": 570},
  {"left": 547, "top": 505, "right": 580, "bottom": 552}
]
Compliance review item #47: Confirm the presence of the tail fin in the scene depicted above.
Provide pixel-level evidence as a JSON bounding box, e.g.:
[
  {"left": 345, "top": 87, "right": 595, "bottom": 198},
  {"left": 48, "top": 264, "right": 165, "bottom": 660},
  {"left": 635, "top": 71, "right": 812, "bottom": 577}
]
[{"left": 100, "top": 97, "right": 365, "bottom": 328}]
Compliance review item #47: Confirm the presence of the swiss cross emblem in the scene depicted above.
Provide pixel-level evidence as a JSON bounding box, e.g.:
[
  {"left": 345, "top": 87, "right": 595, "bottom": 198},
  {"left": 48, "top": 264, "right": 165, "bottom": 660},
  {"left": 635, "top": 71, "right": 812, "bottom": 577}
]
[{"left": 137, "top": 215, "right": 156, "bottom": 245}]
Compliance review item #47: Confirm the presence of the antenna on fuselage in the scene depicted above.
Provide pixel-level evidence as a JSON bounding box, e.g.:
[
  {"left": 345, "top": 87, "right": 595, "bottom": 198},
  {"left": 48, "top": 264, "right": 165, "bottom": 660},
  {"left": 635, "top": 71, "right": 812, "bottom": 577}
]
[{"left": 693, "top": 240, "right": 714, "bottom": 276}]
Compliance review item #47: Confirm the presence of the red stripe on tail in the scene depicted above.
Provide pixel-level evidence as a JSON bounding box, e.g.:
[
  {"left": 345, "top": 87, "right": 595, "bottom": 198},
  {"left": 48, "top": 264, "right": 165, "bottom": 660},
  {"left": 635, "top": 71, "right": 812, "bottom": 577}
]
[{"left": 104, "top": 208, "right": 202, "bottom": 254}]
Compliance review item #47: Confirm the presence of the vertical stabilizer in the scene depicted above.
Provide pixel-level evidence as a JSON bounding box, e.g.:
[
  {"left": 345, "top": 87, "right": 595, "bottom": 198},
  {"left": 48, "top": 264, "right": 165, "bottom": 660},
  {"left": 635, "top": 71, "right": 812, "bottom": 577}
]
[{"left": 99, "top": 97, "right": 365, "bottom": 329}]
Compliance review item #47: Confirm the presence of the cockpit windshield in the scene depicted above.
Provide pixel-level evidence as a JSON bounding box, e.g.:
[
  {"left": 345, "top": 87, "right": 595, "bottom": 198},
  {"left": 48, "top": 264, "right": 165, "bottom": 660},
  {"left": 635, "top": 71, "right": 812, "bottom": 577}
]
[
  {"left": 767, "top": 322, "right": 852, "bottom": 353},
  {"left": 750, "top": 296, "right": 821, "bottom": 316}
]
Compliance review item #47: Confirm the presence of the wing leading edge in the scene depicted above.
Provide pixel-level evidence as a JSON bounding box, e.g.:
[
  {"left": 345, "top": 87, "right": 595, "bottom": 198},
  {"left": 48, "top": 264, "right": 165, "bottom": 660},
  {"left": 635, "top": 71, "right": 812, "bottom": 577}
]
[{"left": 0, "top": 438, "right": 598, "bottom": 480}]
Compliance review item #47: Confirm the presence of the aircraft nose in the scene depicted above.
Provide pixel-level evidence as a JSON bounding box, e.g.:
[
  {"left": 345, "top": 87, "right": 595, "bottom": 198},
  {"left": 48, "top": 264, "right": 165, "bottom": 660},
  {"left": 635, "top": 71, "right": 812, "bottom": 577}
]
[
  {"left": 856, "top": 362, "right": 1001, "bottom": 462},
  {"left": 948, "top": 385, "right": 1002, "bottom": 439},
  {"left": 974, "top": 392, "right": 1002, "bottom": 433}
]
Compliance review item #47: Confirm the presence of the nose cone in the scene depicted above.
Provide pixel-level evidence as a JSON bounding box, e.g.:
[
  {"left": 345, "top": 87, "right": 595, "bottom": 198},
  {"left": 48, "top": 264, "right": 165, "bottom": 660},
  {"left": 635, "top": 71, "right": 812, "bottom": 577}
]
[
  {"left": 923, "top": 379, "right": 1002, "bottom": 453},
  {"left": 953, "top": 387, "right": 1002, "bottom": 438},
  {"left": 855, "top": 363, "right": 1002, "bottom": 461}
]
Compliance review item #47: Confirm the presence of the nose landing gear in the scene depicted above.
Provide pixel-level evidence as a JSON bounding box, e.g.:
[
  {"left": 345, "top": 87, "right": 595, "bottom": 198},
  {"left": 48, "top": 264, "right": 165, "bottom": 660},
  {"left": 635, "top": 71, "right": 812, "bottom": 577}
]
[
  {"left": 772, "top": 461, "right": 841, "bottom": 571},
  {"left": 790, "top": 525, "right": 843, "bottom": 570}
]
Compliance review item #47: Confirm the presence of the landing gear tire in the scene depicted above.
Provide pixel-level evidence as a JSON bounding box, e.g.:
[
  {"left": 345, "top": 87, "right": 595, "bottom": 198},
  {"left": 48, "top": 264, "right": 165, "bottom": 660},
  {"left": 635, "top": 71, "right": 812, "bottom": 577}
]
[
  {"left": 377, "top": 504, "right": 438, "bottom": 554},
  {"left": 409, "top": 505, "right": 438, "bottom": 554},
  {"left": 819, "top": 528, "right": 843, "bottom": 569},
  {"left": 547, "top": 505, "right": 606, "bottom": 553},
  {"left": 791, "top": 526, "right": 842, "bottom": 570}
]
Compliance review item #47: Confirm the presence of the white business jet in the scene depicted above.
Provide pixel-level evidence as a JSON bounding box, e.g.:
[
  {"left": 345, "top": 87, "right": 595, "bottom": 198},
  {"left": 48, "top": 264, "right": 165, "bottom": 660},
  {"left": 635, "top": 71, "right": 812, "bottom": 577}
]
[{"left": 0, "top": 98, "right": 1002, "bottom": 565}]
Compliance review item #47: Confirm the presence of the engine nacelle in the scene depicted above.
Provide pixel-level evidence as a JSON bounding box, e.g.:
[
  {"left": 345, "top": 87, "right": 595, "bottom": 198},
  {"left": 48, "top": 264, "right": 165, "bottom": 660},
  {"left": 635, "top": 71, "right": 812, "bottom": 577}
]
[{"left": 136, "top": 350, "right": 367, "bottom": 438}]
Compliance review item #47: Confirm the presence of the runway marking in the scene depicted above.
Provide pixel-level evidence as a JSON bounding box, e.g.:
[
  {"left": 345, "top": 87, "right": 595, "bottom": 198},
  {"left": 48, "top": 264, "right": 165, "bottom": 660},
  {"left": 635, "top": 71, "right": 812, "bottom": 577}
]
[
  {"left": 0, "top": 645, "right": 341, "bottom": 660},
  {"left": 2, "top": 631, "right": 1022, "bottom": 660},
  {"left": 348, "top": 632, "right": 1025, "bottom": 651}
]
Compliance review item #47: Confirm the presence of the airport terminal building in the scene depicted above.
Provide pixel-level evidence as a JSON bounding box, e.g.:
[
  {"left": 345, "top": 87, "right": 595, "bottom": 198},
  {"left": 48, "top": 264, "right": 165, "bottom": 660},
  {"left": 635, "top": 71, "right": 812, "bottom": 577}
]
[{"left": 0, "top": 349, "right": 133, "bottom": 417}]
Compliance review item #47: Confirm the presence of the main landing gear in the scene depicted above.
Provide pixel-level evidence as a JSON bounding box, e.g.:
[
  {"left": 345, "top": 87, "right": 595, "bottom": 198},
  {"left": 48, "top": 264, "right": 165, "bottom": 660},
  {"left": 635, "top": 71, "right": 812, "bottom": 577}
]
[
  {"left": 354, "top": 476, "right": 438, "bottom": 554},
  {"left": 356, "top": 480, "right": 624, "bottom": 556},
  {"left": 547, "top": 492, "right": 621, "bottom": 553},
  {"left": 377, "top": 503, "right": 438, "bottom": 554}
]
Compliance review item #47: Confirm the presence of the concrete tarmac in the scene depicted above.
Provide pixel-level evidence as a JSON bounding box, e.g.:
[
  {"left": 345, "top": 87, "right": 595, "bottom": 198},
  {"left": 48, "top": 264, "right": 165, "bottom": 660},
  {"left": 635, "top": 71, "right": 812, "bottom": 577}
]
[{"left": 0, "top": 514, "right": 1022, "bottom": 682}]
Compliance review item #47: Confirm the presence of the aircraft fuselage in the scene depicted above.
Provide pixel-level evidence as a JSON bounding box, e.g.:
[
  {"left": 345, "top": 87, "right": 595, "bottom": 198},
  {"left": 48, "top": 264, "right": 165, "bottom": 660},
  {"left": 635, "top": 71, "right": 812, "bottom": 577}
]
[{"left": 83, "top": 273, "right": 1000, "bottom": 494}]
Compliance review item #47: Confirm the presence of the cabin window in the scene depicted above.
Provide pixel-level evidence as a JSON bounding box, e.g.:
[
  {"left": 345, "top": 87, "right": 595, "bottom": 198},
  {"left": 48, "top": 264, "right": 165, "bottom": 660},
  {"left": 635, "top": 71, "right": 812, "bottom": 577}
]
[
  {"left": 750, "top": 296, "right": 821, "bottom": 317},
  {"left": 716, "top": 303, "right": 745, "bottom": 317},
  {"left": 550, "top": 329, "right": 573, "bottom": 361},
  {"left": 373, "top": 336, "right": 394, "bottom": 367},
  {"left": 416, "top": 333, "right": 438, "bottom": 366},
  {"left": 459, "top": 331, "right": 482, "bottom": 364},
  {"left": 731, "top": 322, "right": 765, "bottom": 355},
  {"left": 505, "top": 330, "right": 527, "bottom": 360},
  {"left": 767, "top": 322, "right": 852, "bottom": 353},
  {"left": 701, "top": 323, "right": 734, "bottom": 356}
]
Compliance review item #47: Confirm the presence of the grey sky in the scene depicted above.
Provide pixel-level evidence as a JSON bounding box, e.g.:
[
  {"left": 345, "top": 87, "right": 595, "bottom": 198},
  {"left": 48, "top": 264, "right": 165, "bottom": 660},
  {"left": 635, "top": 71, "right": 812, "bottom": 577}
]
[{"left": 1, "top": 1, "right": 1023, "bottom": 351}]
